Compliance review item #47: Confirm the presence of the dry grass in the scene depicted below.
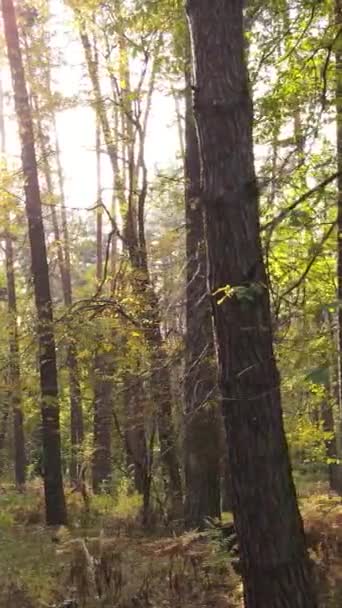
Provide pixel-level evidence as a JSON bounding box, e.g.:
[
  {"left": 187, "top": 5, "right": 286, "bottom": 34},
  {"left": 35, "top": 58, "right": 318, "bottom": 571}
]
[
  {"left": 302, "top": 494, "right": 342, "bottom": 607},
  {"left": 59, "top": 530, "right": 242, "bottom": 608},
  {"left": 0, "top": 482, "right": 340, "bottom": 608}
]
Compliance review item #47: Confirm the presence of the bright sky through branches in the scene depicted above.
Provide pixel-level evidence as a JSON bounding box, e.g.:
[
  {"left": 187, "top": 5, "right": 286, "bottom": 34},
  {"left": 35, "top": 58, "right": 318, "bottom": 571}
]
[{"left": 1, "top": 0, "right": 181, "bottom": 214}]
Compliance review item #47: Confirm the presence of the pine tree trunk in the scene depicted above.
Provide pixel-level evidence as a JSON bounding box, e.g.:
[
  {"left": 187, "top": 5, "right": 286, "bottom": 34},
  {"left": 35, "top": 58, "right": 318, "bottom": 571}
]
[
  {"left": 0, "top": 409, "right": 9, "bottom": 475},
  {"left": 184, "top": 65, "right": 221, "bottom": 528},
  {"left": 22, "top": 34, "right": 85, "bottom": 483},
  {"left": 321, "top": 398, "right": 341, "bottom": 493},
  {"left": 0, "top": 72, "right": 26, "bottom": 489},
  {"left": 325, "top": 311, "right": 342, "bottom": 493},
  {"left": 186, "top": 1, "right": 316, "bottom": 606},
  {"left": 2, "top": 0, "right": 67, "bottom": 525},
  {"left": 335, "top": 0, "right": 342, "bottom": 494},
  {"left": 34, "top": 100, "right": 84, "bottom": 482},
  {"left": 221, "top": 451, "right": 233, "bottom": 512},
  {"left": 5, "top": 234, "right": 26, "bottom": 489}
]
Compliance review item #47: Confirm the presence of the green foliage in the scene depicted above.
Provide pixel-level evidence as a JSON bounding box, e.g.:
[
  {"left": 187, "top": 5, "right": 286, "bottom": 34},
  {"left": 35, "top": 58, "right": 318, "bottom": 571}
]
[
  {"left": 0, "top": 0, "right": 342, "bottom": 604},
  {"left": 287, "top": 415, "right": 331, "bottom": 464}
]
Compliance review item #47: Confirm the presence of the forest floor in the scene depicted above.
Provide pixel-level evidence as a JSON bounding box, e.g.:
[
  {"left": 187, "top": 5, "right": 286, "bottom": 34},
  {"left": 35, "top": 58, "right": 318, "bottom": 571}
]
[{"left": 0, "top": 478, "right": 340, "bottom": 608}]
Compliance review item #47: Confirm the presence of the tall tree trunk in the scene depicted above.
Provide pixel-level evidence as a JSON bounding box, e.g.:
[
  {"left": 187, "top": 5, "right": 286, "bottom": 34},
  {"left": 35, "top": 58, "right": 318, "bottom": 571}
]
[
  {"left": 51, "top": 112, "right": 84, "bottom": 480},
  {"left": 321, "top": 311, "right": 341, "bottom": 494},
  {"left": 0, "top": 78, "right": 9, "bottom": 476},
  {"left": 5, "top": 234, "right": 26, "bottom": 489},
  {"left": 29, "top": 89, "right": 84, "bottom": 482},
  {"left": 92, "top": 120, "right": 113, "bottom": 493},
  {"left": 125, "top": 148, "right": 183, "bottom": 516},
  {"left": 92, "top": 351, "right": 113, "bottom": 493},
  {"left": 321, "top": 398, "right": 340, "bottom": 492},
  {"left": 221, "top": 450, "right": 233, "bottom": 512},
  {"left": 125, "top": 59, "right": 183, "bottom": 519},
  {"left": 186, "top": 2, "right": 316, "bottom": 606},
  {"left": 335, "top": 0, "right": 342, "bottom": 494},
  {"left": 146, "top": 307, "right": 183, "bottom": 518},
  {"left": 2, "top": 0, "right": 67, "bottom": 525},
  {"left": 184, "top": 66, "right": 221, "bottom": 528},
  {"left": 22, "top": 29, "right": 85, "bottom": 481},
  {"left": 0, "top": 73, "right": 26, "bottom": 488},
  {"left": 79, "top": 23, "right": 182, "bottom": 514},
  {"left": 173, "top": 88, "right": 185, "bottom": 161},
  {"left": 0, "top": 408, "right": 9, "bottom": 475},
  {"left": 124, "top": 374, "right": 150, "bottom": 498},
  {"left": 128, "top": 121, "right": 183, "bottom": 516}
]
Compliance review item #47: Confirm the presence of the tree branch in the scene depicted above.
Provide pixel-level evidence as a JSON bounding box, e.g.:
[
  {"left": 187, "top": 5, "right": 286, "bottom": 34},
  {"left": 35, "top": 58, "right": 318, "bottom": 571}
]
[{"left": 261, "top": 172, "right": 340, "bottom": 232}]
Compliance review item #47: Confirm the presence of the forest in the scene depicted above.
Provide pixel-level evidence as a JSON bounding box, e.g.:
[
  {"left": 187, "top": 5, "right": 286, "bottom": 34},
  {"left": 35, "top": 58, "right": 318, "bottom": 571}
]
[{"left": 0, "top": 0, "right": 341, "bottom": 606}]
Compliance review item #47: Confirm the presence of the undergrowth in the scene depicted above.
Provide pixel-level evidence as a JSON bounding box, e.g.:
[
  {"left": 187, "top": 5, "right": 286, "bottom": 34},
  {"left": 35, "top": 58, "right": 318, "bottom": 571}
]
[
  {"left": 0, "top": 481, "right": 340, "bottom": 608},
  {"left": 58, "top": 530, "right": 241, "bottom": 608},
  {"left": 302, "top": 494, "right": 342, "bottom": 607}
]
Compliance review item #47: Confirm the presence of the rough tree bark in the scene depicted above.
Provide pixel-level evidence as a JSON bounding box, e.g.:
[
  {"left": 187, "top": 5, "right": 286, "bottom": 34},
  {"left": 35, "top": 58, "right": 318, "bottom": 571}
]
[
  {"left": 184, "top": 65, "right": 221, "bottom": 528},
  {"left": 321, "top": 397, "right": 340, "bottom": 491},
  {"left": 0, "top": 408, "right": 9, "bottom": 475},
  {"left": 186, "top": 1, "right": 317, "bottom": 606},
  {"left": 334, "top": 0, "right": 342, "bottom": 494},
  {"left": 324, "top": 310, "right": 342, "bottom": 493},
  {"left": 1, "top": 0, "right": 67, "bottom": 525}
]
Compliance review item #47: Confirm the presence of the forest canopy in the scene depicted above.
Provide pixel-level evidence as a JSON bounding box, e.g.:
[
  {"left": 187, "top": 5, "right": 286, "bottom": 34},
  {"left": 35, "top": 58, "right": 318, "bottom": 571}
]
[{"left": 0, "top": 1, "right": 341, "bottom": 607}]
